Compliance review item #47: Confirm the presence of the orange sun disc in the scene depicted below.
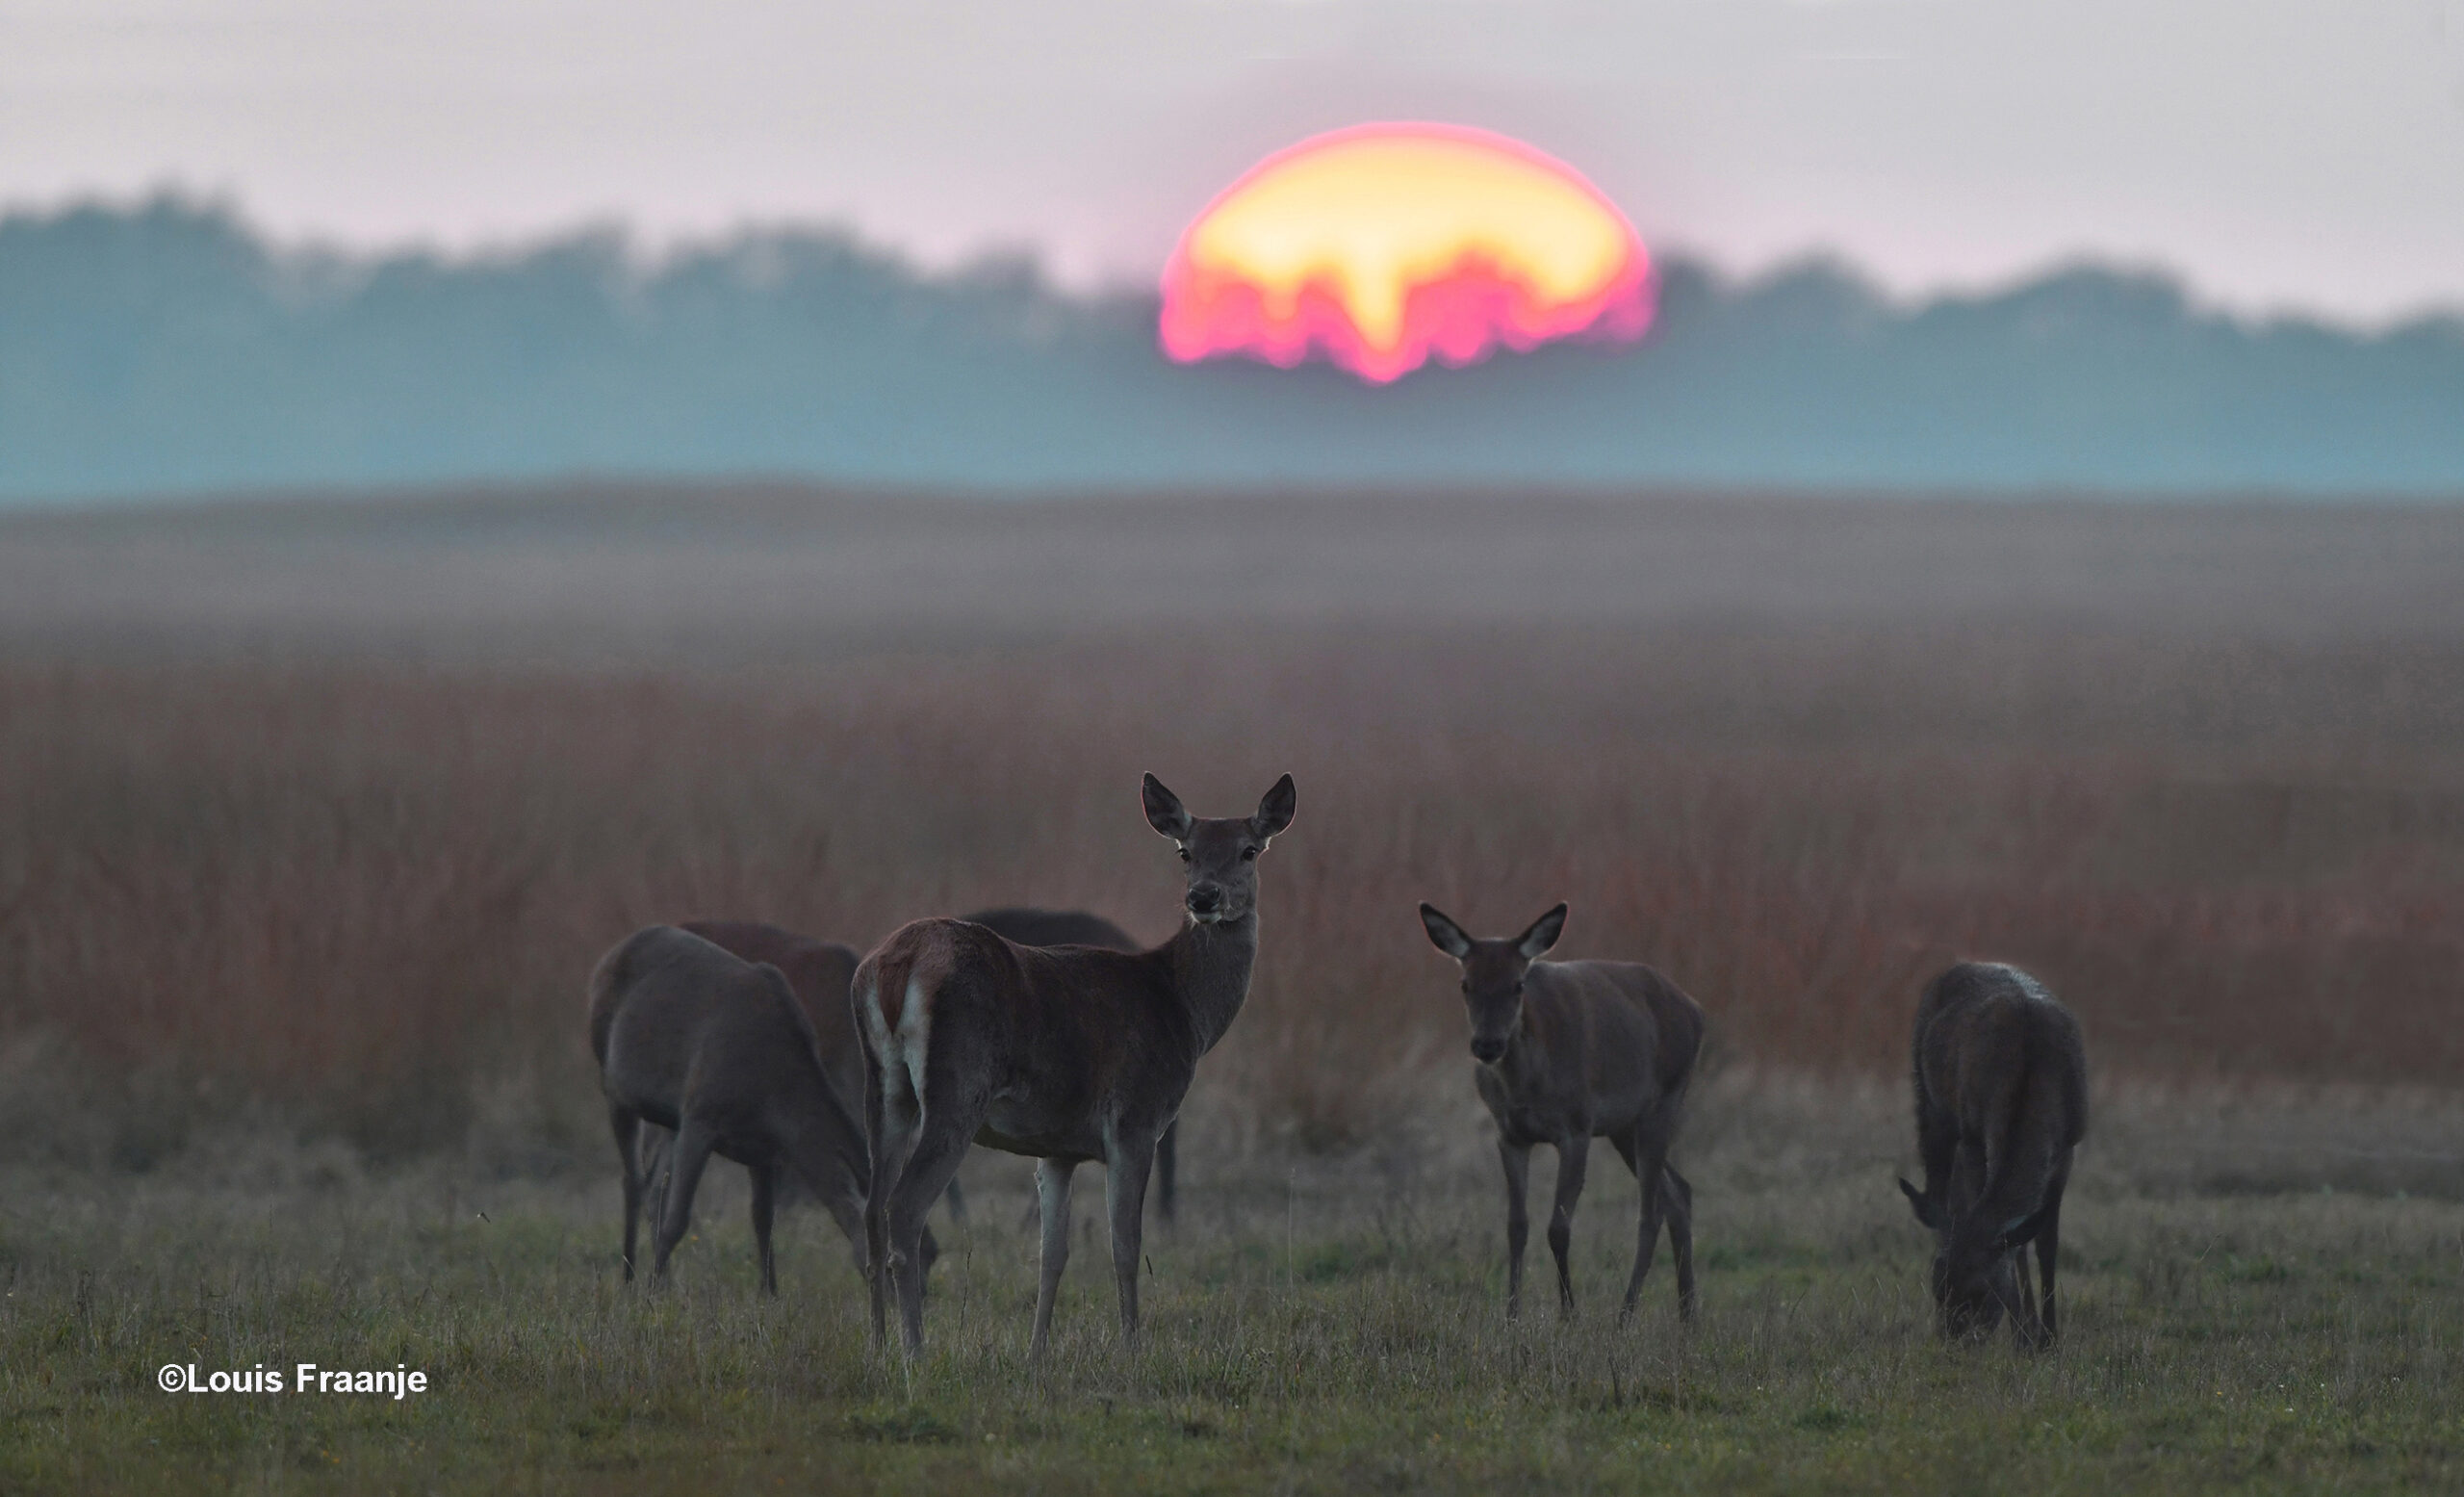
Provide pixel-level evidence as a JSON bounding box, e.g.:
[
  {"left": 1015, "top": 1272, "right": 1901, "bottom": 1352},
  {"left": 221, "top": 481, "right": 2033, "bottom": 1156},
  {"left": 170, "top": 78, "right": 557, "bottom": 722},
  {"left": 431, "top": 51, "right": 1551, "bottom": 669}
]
[{"left": 1160, "top": 123, "right": 1654, "bottom": 383}]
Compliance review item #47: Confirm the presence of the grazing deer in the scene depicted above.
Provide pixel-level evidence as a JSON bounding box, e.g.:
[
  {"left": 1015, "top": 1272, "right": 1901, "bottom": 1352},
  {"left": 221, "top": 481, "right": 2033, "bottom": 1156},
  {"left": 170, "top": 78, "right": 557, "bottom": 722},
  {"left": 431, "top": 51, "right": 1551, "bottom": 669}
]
[
  {"left": 589, "top": 923, "right": 916, "bottom": 1293},
  {"left": 1898, "top": 961, "right": 2087, "bottom": 1346},
  {"left": 858, "top": 773, "right": 1296, "bottom": 1356},
  {"left": 956, "top": 908, "right": 1180, "bottom": 1226},
  {"left": 1418, "top": 902, "right": 1704, "bottom": 1323},
  {"left": 667, "top": 920, "right": 914, "bottom": 1217}
]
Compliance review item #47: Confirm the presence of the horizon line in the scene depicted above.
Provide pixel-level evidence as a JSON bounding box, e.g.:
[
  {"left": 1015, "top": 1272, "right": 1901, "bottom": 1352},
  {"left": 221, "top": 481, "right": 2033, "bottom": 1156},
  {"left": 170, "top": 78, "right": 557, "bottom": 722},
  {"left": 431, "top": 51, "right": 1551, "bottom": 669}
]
[{"left": 10, "top": 184, "right": 2463, "bottom": 339}]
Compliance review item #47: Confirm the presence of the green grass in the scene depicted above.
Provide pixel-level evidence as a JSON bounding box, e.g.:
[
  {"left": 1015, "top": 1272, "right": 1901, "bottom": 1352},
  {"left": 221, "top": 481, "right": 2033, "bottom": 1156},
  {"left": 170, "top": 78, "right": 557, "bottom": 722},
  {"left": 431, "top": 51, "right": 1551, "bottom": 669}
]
[{"left": 5, "top": 1094, "right": 2461, "bottom": 1494}]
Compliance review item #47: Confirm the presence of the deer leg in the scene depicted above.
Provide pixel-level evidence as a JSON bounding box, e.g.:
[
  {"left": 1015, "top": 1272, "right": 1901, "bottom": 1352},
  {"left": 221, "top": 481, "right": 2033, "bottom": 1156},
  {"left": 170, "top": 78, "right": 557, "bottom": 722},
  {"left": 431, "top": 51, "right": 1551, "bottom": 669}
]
[
  {"left": 609, "top": 1105, "right": 642, "bottom": 1283},
  {"left": 1499, "top": 1140, "right": 1533, "bottom": 1319},
  {"left": 1105, "top": 1134, "right": 1157, "bottom": 1347},
  {"left": 861, "top": 1060, "right": 905, "bottom": 1349},
  {"left": 638, "top": 1125, "right": 677, "bottom": 1255},
  {"left": 1609, "top": 1129, "right": 1640, "bottom": 1175},
  {"left": 1550, "top": 1135, "right": 1591, "bottom": 1320},
  {"left": 884, "top": 1109, "right": 972, "bottom": 1356},
  {"left": 2012, "top": 1244, "right": 2038, "bottom": 1343},
  {"left": 1154, "top": 1121, "right": 1180, "bottom": 1226},
  {"left": 2036, "top": 1173, "right": 2067, "bottom": 1347},
  {"left": 652, "top": 1119, "right": 717, "bottom": 1283},
  {"left": 1616, "top": 1128, "right": 1672, "bottom": 1324},
  {"left": 1661, "top": 1164, "right": 1697, "bottom": 1321},
  {"left": 749, "top": 1158, "right": 779, "bottom": 1297},
  {"left": 1032, "top": 1158, "right": 1076, "bottom": 1360}
]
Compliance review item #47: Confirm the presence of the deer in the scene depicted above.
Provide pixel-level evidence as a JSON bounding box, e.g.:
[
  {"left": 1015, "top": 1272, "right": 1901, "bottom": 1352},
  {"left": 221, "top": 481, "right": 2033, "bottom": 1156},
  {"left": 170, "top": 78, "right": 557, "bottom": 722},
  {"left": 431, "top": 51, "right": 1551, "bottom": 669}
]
[
  {"left": 955, "top": 908, "right": 1180, "bottom": 1226},
  {"left": 679, "top": 913, "right": 1165, "bottom": 1227},
  {"left": 856, "top": 773, "right": 1296, "bottom": 1356},
  {"left": 1897, "top": 961, "right": 2087, "bottom": 1347},
  {"left": 664, "top": 920, "right": 895, "bottom": 1220},
  {"left": 1418, "top": 901, "right": 1704, "bottom": 1324},
  {"left": 589, "top": 923, "right": 926, "bottom": 1294}
]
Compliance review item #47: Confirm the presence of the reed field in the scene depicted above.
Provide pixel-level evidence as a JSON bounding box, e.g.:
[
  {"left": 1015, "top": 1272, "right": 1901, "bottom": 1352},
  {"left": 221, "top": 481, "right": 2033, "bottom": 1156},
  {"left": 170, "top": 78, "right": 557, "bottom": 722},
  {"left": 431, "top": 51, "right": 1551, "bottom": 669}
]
[{"left": 2, "top": 485, "right": 2461, "bottom": 1491}]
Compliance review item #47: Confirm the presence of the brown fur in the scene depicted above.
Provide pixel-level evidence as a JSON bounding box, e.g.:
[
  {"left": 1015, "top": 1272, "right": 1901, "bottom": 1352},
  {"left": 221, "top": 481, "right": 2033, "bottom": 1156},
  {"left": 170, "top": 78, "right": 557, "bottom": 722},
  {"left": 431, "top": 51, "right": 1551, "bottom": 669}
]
[
  {"left": 956, "top": 908, "right": 1179, "bottom": 1224},
  {"left": 1421, "top": 902, "right": 1705, "bottom": 1322},
  {"left": 682, "top": 914, "right": 1156, "bottom": 1229},
  {"left": 1898, "top": 961, "right": 2089, "bottom": 1345},
  {"left": 679, "top": 920, "right": 863, "bottom": 1097},
  {"left": 588, "top": 923, "right": 890, "bottom": 1294},
  {"left": 858, "top": 773, "right": 1295, "bottom": 1356}
]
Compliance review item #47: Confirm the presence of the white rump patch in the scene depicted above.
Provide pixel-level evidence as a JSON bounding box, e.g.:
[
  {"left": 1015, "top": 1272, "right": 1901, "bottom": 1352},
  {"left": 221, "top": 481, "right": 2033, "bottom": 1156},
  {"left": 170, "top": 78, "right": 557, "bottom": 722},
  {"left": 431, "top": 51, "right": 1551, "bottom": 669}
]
[
  {"left": 897, "top": 974, "right": 933, "bottom": 1099},
  {"left": 1998, "top": 965, "right": 2052, "bottom": 1003}
]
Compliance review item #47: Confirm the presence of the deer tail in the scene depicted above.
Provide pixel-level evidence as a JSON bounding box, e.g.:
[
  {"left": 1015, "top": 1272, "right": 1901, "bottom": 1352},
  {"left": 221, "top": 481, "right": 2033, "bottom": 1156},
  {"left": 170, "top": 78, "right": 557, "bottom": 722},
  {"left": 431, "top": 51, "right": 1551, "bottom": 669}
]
[{"left": 584, "top": 933, "right": 638, "bottom": 1066}]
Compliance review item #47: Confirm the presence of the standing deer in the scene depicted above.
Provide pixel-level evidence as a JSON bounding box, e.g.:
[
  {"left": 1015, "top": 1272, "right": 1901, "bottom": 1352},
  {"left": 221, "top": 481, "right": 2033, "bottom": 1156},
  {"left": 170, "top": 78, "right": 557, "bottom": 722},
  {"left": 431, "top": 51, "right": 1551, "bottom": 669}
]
[
  {"left": 1418, "top": 902, "right": 1704, "bottom": 1323},
  {"left": 956, "top": 908, "right": 1179, "bottom": 1226},
  {"left": 858, "top": 773, "right": 1296, "bottom": 1356},
  {"left": 589, "top": 923, "right": 915, "bottom": 1294},
  {"left": 1898, "top": 961, "right": 2087, "bottom": 1346},
  {"left": 681, "top": 914, "right": 1165, "bottom": 1227}
]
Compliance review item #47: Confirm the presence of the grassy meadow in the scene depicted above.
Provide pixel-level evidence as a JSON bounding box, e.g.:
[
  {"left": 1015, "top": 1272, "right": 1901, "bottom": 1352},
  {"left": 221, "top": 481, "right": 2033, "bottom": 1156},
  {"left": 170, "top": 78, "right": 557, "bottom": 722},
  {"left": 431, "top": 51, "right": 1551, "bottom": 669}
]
[
  {"left": 2, "top": 484, "right": 2462, "bottom": 1491},
  {"left": 5, "top": 1081, "right": 2461, "bottom": 1494}
]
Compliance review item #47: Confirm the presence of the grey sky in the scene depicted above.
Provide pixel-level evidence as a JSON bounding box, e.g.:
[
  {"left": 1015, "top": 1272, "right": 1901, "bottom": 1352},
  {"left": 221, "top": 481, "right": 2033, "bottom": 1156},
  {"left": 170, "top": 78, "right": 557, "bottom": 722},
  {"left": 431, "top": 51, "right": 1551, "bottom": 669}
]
[{"left": 5, "top": 0, "right": 2461, "bottom": 322}]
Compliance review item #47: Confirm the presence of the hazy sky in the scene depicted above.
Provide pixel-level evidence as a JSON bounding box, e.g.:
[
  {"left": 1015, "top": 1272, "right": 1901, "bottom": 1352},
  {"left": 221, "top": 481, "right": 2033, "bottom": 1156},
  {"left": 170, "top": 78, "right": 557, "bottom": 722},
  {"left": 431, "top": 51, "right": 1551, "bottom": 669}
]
[{"left": 6, "top": 0, "right": 2461, "bottom": 322}]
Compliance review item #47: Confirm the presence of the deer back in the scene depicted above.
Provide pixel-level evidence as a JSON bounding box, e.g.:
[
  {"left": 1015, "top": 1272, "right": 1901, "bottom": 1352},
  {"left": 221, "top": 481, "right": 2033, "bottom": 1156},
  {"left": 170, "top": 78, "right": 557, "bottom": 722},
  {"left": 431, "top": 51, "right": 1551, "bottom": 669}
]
[
  {"left": 1499, "top": 960, "right": 1704, "bottom": 1133},
  {"left": 594, "top": 925, "right": 854, "bottom": 1156},
  {"left": 959, "top": 908, "right": 1140, "bottom": 952},
  {"left": 681, "top": 919, "right": 866, "bottom": 1105}
]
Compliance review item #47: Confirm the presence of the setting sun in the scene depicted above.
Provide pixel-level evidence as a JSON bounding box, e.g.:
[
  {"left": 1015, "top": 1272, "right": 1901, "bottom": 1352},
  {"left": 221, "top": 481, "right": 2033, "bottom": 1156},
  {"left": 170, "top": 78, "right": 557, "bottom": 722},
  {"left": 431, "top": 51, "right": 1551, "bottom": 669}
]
[{"left": 1159, "top": 123, "right": 1654, "bottom": 383}]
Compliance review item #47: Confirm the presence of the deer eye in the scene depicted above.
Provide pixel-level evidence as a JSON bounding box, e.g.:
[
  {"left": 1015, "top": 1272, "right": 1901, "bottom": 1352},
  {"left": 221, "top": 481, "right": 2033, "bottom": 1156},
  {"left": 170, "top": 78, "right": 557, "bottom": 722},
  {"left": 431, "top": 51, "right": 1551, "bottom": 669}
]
[
  {"left": 1177, "top": 848, "right": 1191, "bottom": 863},
  {"left": 1240, "top": 847, "right": 1258, "bottom": 862}
]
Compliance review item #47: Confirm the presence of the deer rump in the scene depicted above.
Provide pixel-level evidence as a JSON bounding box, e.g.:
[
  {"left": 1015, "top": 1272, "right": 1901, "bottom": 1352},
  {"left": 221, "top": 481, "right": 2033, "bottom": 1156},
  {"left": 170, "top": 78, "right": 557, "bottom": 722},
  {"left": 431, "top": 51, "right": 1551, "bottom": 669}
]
[
  {"left": 861, "top": 928, "right": 1192, "bottom": 1163},
  {"left": 1900, "top": 962, "right": 2089, "bottom": 1345}
]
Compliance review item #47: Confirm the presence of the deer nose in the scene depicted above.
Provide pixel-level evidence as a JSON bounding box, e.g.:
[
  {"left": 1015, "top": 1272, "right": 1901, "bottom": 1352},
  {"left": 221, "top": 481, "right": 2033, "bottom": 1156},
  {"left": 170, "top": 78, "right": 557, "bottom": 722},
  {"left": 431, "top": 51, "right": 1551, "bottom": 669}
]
[
  {"left": 1186, "top": 886, "right": 1224, "bottom": 916},
  {"left": 1470, "top": 1038, "right": 1505, "bottom": 1064}
]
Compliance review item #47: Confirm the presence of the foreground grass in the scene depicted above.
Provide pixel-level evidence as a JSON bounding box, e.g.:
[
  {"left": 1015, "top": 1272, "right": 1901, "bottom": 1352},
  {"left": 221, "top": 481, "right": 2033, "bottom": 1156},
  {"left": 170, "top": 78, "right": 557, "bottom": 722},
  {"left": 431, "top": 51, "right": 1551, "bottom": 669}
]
[{"left": 5, "top": 1111, "right": 2460, "bottom": 1496}]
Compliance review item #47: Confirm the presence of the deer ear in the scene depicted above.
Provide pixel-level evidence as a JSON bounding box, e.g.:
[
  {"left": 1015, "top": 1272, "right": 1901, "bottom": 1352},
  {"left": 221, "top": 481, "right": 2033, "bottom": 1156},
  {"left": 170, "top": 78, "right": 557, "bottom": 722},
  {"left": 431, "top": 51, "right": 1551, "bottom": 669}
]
[
  {"left": 1419, "top": 903, "right": 1474, "bottom": 959},
  {"left": 1899, "top": 1177, "right": 1939, "bottom": 1229},
  {"left": 1515, "top": 903, "right": 1568, "bottom": 960},
  {"left": 1250, "top": 773, "right": 1296, "bottom": 841},
  {"left": 1993, "top": 1202, "right": 2053, "bottom": 1252},
  {"left": 1142, "top": 774, "right": 1193, "bottom": 839}
]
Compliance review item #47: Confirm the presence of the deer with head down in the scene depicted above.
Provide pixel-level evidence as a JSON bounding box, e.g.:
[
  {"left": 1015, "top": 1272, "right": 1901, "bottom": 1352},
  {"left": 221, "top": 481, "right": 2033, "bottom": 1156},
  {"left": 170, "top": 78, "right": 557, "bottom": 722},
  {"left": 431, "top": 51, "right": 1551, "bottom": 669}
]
[
  {"left": 588, "top": 924, "right": 917, "bottom": 1293},
  {"left": 857, "top": 773, "right": 1296, "bottom": 1356},
  {"left": 1898, "top": 961, "right": 2087, "bottom": 1347},
  {"left": 1419, "top": 901, "right": 1703, "bottom": 1323}
]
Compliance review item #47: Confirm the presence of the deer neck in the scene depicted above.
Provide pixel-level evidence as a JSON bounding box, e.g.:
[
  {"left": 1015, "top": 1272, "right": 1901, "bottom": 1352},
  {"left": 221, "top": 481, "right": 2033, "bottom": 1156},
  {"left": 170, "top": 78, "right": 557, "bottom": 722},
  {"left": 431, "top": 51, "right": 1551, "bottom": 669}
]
[
  {"left": 1494, "top": 1001, "right": 1551, "bottom": 1097},
  {"left": 1163, "top": 911, "right": 1260, "bottom": 1057},
  {"left": 781, "top": 1057, "right": 867, "bottom": 1188}
]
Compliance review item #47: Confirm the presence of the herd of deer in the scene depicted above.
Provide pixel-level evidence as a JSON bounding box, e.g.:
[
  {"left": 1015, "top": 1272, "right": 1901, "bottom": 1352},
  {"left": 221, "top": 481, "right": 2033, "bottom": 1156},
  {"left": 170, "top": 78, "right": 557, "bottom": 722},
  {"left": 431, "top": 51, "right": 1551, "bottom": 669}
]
[{"left": 589, "top": 773, "right": 2090, "bottom": 1358}]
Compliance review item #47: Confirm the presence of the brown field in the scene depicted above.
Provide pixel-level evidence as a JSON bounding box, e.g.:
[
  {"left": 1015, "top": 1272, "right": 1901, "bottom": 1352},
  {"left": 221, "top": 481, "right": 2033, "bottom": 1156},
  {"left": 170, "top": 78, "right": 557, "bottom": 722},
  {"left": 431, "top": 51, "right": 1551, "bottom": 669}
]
[
  {"left": 4, "top": 484, "right": 2463, "bottom": 1164},
  {"left": 4, "top": 485, "right": 2462, "bottom": 1492}
]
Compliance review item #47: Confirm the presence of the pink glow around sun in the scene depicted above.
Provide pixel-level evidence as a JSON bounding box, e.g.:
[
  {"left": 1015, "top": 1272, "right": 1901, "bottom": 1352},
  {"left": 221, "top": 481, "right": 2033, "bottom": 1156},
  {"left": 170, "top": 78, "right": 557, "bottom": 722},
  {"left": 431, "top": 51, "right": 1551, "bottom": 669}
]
[{"left": 1159, "top": 123, "right": 1655, "bottom": 383}]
